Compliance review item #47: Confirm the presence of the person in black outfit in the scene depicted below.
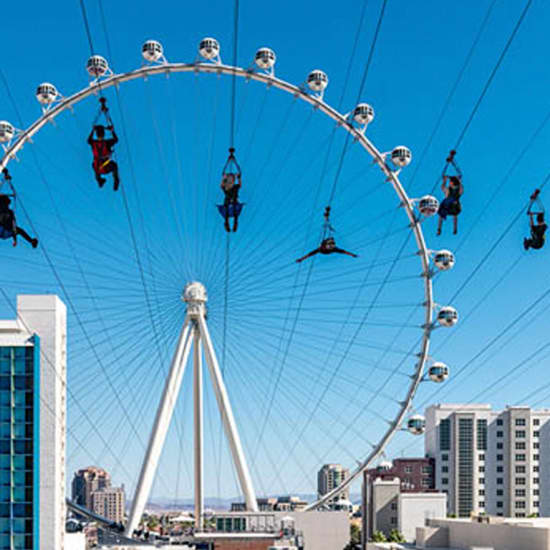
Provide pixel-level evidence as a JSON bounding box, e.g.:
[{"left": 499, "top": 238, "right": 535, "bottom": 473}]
[
  {"left": 221, "top": 172, "right": 241, "bottom": 232},
  {"left": 88, "top": 125, "right": 120, "bottom": 190},
  {"left": 295, "top": 236, "right": 358, "bottom": 263},
  {"left": 0, "top": 195, "right": 38, "bottom": 248},
  {"left": 437, "top": 175, "right": 463, "bottom": 236},
  {"left": 524, "top": 212, "right": 547, "bottom": 250}
]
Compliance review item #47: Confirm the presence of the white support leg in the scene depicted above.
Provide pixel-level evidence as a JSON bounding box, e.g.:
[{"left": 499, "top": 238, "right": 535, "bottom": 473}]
[
  {"left": 125, "top": 319, "right": 193, "bottom": 536},
  {"left": 197, "top": 314, "right": 259, "bottom": 512},
  {"left": 193, "top": 326, "right": 204, "bottom": 531}
]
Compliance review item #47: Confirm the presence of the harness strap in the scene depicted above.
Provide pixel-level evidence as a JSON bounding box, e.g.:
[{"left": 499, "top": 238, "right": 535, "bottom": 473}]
[{"left": 222, "top": 147, "right": 242, "bottom": 176}]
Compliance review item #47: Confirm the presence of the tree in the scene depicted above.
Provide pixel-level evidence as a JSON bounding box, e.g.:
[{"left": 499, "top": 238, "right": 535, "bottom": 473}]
[
  {"left": 388, "top": 529, "right": 406, "bottom": 542},
  {"left": 372, "top": 530, "right": 387, "bottom": 542},
  {"left": 342, "top": 523, "right": 361, "bottom": 550}
]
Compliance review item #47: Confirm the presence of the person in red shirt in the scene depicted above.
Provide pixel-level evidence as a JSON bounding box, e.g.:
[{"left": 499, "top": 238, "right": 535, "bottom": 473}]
[{"left": 88, "top": 124, "right": 120, "bottom": 190}]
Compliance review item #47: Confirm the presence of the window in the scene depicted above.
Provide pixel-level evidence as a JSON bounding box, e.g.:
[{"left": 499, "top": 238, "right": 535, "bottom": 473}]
[
  {"left": 515, "top": 478, "right": 526, "bottom": 485},
  {"left": 516, "top": 501, "right": 526, "bottom": 509},
  {"left": 479, "top": 489, "right": 485, "bottom": 496},
  {"left": 497, "top": 478, "right": 503, "bottom": 485},
  {"left": 516, "top": 466, "right": 526, "bottom": 473},
  {"left": 404, "top": 466, "right": 412, "bottom": 473},
  {"left": 422, "top": 479, "right": 431, "bottom": 488},
  {"left": 534, "top": 466, "right": 539, "bottom": 473},
  {"left": 534, "top": 478, "right": 540, "bottom": 485},
  {"left": 440, "top": 418, "right": 451, "bottom": 451},
  {"left": 422, "top": 466, "right": 431, "bottom": 474},
  {"left": 479, "top": 466, "right": 485, "bottom": 473},
  {"left": 534, "top": 454, "right": 540, "bottom": 461},
  {"left": 478, "top": 454, "right": 485, "bottom": 461},
  {"left": 442, "top": 454, "right": 448, "bottom": 462},
  {"left": 497, "top": 418, "right": 503, "bottom": 426},
  {"left": 391, "top": 502, "right": 397, "bottom": 511},
  {"left": 497, "top": 501, "right": 503, "bottom": 508},
  {"left": 442, "top": 466, "right": 449, "bottom": 473},
  {"left": 442, "top": 478, "right": 448, "bottom": 485},
  {"left": 497, "top": 454, "right": 503, "bottom": 461},
  {"left": 534, "top": 442, "right": 540, "bottom": 449},
  {"left": 515, "top": 442, "right": 526, "bottom": 450},
  {"left": 479, "top": 478, "right": 485, "bottom": 485},
  {"left": 497, "top": 431, "right": 503, "bottom": 438},
  {"left": 534, "top": 489, "right": 540, "bottom": 496},
  {"left": 515, "top": 430, "right": 526, "bottom": 438},
  {"left": 515, "top": 454, "right": 526, "bottom": 461},
  {"left": 533, "top": 418, "right": 540, "bottom": 426},
  {"left": 458, "top": 418, "right": 474, "bottom": 517},
  {"left": 477, "top": 419, "right": 487, "bottom": 450},
  {"left": 497, "top": 466, "right": 503, "bottom": 473},
  {"left": 497, "top": 489, "right": 504, "bottom": 496},
  {"left": 516, "top": 513, "right": 526, "bottom": 518},
  {"left": 534, "top": 501, "right": 540, "bottom": 507},
  {"left": 515, "top": 489, "right": 526, "bottom": 497},
  {"left": 479, "top": 501, "right": 485, "bottom": 508},
  {"left": 515, "top": 418, "right": 526, "bottom": 426},
  {"left": 497, "top": 442, "right": 503, "bottom": 450},
  {"left": 390, "top": 517, "right": 397, "bottom": 525},
  {"left": 534, "top": 430, "right": 540, "bottom": 437}
]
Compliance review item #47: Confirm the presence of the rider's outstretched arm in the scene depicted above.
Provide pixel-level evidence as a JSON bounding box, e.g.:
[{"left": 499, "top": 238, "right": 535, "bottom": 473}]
[
  {"left": 109, "top": 126, "right": 119, "bottom": 144},
  {"left": 333, "top": 247, "right": 358, "bottom": 258},
  {"left": 296, "top": 248, "right": 320, "bottom": 263}
]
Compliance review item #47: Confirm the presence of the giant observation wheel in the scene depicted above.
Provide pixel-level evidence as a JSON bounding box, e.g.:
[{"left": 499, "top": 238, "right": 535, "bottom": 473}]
[{"left": 0, "top": 38, "right": 458, "bottom": 516}]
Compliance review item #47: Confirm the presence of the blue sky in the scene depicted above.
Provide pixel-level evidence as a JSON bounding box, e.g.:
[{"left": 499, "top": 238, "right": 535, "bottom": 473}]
[{"left": 1, "top": 0, "right": 550, "bottom": 502}]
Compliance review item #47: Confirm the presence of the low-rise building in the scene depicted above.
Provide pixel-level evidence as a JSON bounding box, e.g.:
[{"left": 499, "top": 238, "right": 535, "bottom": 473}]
[
  {"left": 211, "top": 510, "right": 348, "bottom": 550},
  {"left": 362, "top": 459, "right": 445, "bottom": 547},
  {"left": 231, "top": 496, "right": 307, "bottom": 512},
  {"left": 417, "top": 515, "right": 550, "bottom": 549}
]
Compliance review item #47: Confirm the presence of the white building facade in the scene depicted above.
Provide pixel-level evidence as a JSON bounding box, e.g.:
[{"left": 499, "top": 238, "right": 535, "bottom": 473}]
[
  {"left": 0, "top": 295, "right": 67, "bottom": 550},
  {"left": 425, "top": 403, "right": 550, "bottom": 518}
]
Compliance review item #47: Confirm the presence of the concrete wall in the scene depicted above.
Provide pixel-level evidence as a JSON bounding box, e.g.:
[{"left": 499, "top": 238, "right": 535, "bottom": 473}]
[
  {"left": 274, "top": 511, "right": 348, "bottom": 550},
  {"left": 399, "top": 492, "right": 447, "bottom": 542},
  {"left": 371, "top": 478, "right": 400, "bottom": 538},
  {"left": 415, "top": 525, "right": 449, "bottom": 548},
  {"left": 18, "top": 295, "right": 67, "bottom": 550},
  {"left": 419, "top": 518, "right": 550, "bottom": 550}
]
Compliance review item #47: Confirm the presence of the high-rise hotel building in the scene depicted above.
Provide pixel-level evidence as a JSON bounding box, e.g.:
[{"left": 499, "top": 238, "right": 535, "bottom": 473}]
[
  {"left": 0, "top": 295, "right": 67, "bottom": 550},
  {"left": 426, "top": 403, "right": 550, "bottom": 518}
]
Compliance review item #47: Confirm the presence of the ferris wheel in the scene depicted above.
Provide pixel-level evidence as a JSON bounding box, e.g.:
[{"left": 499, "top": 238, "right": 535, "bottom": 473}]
[{"left": 0, "top": 35, "right": 459, "bottom": 531}]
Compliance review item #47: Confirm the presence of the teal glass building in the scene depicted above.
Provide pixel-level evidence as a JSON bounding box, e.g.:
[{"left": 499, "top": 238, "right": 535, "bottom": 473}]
[{"left": 0, "top": 338, "right": 40, "bottom": 550}]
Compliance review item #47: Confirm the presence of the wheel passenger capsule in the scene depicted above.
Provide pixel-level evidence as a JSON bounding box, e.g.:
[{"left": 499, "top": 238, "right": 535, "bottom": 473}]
[
  {"left": 418, "top": 195, "right": 439, "bottom": 217},
  {"left": 255, "top": 47, "right": 276, "bottom": 70},
  {"left": 36, "top": 83, "right": 58, "bottom": 105},
  {"left": 437, "top": 306, "right": 458, "bottom": 327},
  {"left": 142, "top": 40, "right": 164, "bottom": 62},
  {"left": 428, "top": 362, "right": 449, "bottom": 383},
  {"left": 407, "top": 414, "right": 426, "bottom": 435},
  {"left": 307, "top": 70, "right": 328, "bottom": 92},
  {"left": 353, "top": 103, "right": 374, "bottom": 125},
  {"left": 434, "top": 249, "right": 455, "bottom": 271},
  {"left": 86, "top": 55, "right": 109, "bottom": 77},
  {"left": 391, "top": 146, "right": 412, "bottom": 168},
  {"left": 0, "top": 121, "right": 15, "bottom": 143},
  {"left": 199, "top": 37, "right": 220, "bottom": 60}
]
